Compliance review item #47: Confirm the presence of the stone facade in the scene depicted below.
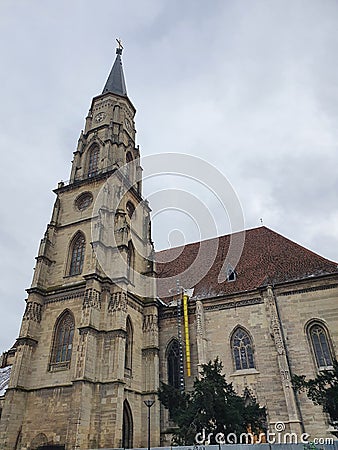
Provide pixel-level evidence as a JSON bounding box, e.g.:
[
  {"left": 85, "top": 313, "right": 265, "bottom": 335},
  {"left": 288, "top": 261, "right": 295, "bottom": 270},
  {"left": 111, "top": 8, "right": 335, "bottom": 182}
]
[
  {"left": 159, "top": 279, "right": 338, "bottom": 439},
  {"left": 0, "top": 48, "right": 337, "bottom": 449},
  {"left": 0, "top": 49, "right": 159, "bottom": 450},
  {"left": 157, "top": 232, "right": 338, "bottom": 444}
]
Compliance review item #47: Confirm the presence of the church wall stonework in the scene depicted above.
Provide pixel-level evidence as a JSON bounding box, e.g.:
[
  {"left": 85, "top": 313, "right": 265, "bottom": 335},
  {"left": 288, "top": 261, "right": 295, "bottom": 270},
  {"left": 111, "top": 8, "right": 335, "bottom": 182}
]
[
  {"left": 159, "top": 278, "right": 338, "bottom": 442},
  {"left": 275, "top": 279, "right": 338, "bottom": 437},
  {"left": 1, "top": 47, "right": 338, "bottom": 449}
]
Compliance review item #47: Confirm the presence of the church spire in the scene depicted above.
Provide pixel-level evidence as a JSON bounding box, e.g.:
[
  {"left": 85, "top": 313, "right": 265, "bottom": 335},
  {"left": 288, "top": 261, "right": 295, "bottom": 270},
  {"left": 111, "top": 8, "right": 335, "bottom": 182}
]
[{"left": 102, "top": 39, "right": 127, "bottom": 97}]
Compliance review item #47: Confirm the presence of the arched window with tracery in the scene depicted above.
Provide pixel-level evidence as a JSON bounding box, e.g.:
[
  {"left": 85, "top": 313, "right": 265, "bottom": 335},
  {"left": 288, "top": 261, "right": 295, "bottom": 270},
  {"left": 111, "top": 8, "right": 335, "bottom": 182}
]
[
  {"left": 69, "top": 232, "right": 85, "bottom": 276},
  {"left": 167, "top": 339, "right": 180, "bottom": 389},
  {"left": 87, "top": 145, "right": 99, "bottom": 178},
  {"left": 231, "top": 327, "right": 255, "bottom": 370},
  {"left": 51, "top": 311, "right": 75, "bottom": 367},
  {"left": 125, "top": 317, "right": 133, "bottom": 374},
  {"left": 308, "top": 322, "right": 333, "bottom": 369}
]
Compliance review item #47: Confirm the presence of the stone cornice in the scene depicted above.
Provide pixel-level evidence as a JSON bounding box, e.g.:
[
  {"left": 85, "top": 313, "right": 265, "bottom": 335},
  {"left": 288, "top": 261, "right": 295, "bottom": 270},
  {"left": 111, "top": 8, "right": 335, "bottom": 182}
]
[
  {"left": 159, "top": 304, "right": 196, "bottom": 320},
  {"left": 277, "top": 282, "right": 338, "bottom": 297},
  {"left": 142, "top": 347, "right": 159, "bottom": 356},
  {"left": 204, "top": 297, "right": 263, "bottom": 311},
  {"left": 35, "top": 255, "right": 54, "bottom": 266},
  {"left": 16, "top": 337, "right": 38, "bottom": 347},
  {"left": 6, "top": 378, "right": 135, "bottom": 393},
  {"left": 53, "top": 169, "right": 117, "bottom": 194},
  {"left": 43, "top": 288, "right": 86, "bottom": 304},
  {"left": 78, "top": 327, "right": 128, "bottom": 338},
  {"left": 54, "top": 216, "right": 93, "bottom": 230},
  {"left": 90, "top": 91, "right": 136, "bottom": 114}
]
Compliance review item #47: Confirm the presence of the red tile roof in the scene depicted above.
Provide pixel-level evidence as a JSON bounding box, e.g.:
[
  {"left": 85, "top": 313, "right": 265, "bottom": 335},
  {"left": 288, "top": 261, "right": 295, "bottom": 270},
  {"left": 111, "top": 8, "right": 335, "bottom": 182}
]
[{"left": 155, "top": 227, "right": 338, "bottom": 300}]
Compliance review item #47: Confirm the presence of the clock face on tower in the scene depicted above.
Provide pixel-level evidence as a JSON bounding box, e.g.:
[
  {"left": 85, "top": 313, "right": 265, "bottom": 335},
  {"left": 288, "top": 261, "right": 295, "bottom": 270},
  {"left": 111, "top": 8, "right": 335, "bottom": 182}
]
[{"left": 95, "top": 112, "right": 106, "bottom": 123}]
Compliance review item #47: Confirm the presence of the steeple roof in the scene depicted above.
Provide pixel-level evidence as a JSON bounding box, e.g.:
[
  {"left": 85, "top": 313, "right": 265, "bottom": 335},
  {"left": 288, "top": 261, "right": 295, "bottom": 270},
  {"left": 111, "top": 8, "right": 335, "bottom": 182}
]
[{"left": 102, "top": 46, "right": 127, "bottom": 97}]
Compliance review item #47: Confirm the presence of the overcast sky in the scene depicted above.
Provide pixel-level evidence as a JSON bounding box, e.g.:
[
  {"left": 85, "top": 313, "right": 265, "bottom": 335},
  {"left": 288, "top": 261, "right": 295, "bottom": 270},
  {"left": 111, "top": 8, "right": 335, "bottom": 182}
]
[{"left": 1, "top": 0, "right": 338, "bottom": 352}]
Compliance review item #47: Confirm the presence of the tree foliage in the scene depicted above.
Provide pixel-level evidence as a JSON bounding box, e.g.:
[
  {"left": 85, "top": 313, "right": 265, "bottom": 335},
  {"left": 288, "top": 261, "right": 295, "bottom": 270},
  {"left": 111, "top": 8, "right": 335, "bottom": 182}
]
[
  {"left": 158, "top": 358, "right": 266, "bottom": 445},
  {"left": 292, "top": 359, "right": 338, "bottom": 424}
]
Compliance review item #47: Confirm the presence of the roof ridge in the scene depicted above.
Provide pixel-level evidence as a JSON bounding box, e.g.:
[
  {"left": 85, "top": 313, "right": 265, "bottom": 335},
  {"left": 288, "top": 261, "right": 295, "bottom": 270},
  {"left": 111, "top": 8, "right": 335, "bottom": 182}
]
[{"left": 155, "top": 226, "right": 337, "bottom": 266}]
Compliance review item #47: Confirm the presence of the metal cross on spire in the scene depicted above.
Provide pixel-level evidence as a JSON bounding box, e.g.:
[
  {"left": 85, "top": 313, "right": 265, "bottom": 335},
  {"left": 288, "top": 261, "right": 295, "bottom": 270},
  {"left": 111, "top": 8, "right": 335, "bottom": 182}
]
[{"left": 116, "top": 38, "right": 124, "bottom": 55}]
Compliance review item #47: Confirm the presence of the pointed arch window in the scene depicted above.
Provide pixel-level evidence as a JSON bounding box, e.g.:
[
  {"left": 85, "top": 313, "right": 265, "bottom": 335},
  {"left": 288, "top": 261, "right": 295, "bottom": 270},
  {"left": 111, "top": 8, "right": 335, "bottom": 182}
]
[
  {"left": 167, "top": 339, "right": 180, "bottom": 389},
  {"left": 308, "top": 323, "right": 333, "bottom": 369},
  {"left": 126, "top": 201, "right": 135, "bottom": 219},
  {"left": 88, "top": 145, "right": 99, "bottom": 178},
  {"left": 232, "top": 327, "right": 255, "bottom": 370},
  {"left": 125, "top": 317, "right": 133, "bottom": 375},
  {"left": 69, "top": 232, "right": 85, "bottom": 276},
  {"left": 122, "top": 400, "right": 133, "bottom": 449},
  {"left": 50, "top": 311, "right": 75, "bottom": 367}
]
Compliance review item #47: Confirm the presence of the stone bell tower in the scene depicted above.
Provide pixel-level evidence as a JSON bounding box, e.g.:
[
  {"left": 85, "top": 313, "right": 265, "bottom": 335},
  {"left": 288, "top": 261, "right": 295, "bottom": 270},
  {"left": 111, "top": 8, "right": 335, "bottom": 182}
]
[{"left": 0, "top": 43, "right": 160, "bottom": 450}]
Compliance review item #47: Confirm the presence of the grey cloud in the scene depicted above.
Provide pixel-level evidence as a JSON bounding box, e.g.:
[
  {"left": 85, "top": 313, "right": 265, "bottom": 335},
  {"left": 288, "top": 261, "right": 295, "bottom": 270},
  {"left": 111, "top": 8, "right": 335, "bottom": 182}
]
[{"left": 0, "top": 0, "right": 337, "bottom": 351}]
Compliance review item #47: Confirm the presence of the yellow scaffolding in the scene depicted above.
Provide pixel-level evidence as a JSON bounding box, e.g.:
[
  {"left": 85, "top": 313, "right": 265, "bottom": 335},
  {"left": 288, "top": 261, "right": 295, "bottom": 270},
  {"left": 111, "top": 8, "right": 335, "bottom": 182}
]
[{"left": 183, "top": 292, "right": 191, "bottom": 377}]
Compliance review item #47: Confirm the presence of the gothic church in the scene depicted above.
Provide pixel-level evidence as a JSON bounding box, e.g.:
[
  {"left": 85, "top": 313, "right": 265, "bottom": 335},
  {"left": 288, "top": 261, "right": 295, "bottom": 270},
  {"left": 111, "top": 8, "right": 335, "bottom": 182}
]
[{"left": 0, "top": 46, "right": 337, "bottom": 449}]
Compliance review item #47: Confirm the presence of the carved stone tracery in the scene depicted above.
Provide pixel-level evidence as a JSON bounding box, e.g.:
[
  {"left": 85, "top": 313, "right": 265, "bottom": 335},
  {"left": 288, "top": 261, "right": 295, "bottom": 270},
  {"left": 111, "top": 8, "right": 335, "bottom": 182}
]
[
  {"left": 142, "top": 314, "right": 158, "bottom": 333},
  {"left": 83, "top": 288, "right": 101, "bottom": 309},
  {"left": 23, "top": 302, "right": 42, "bottom": 323},
  {"left": 108, "top": 291, "right": 127, "bottom": 312}
]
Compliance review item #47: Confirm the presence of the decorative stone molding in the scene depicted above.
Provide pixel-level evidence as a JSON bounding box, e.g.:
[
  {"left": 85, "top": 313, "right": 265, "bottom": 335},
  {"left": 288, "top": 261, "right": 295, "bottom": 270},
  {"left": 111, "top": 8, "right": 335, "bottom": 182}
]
[
  {"left": 264, "top": 285, "right": 301, "bottom": 425},
  {"left": 78, "top": 326, "right": 100, "bottom": 335},
  {"left": 109, "top": 329, "right": 127, "bottom": 338},
  {"left": 108, "top": 291, "right": 127, "bottom": 312},
  {"left": 205, "top": 297, "right": 262, "bottom": 312},
  {"left": 127, "top": 299, "right": 143, "bottom": 313},
  {"left": 196, "top": 300, "right": 207, "bottom": 372},
  {"left": 279, "top": 282, "right": 338, "bottom": 297},
  {"left": 142, "top": 347, "right": 159, "bottom": 356},
  {"left": 142, "top": 314, "right": 158, "bottom": 333},
  {"left": 266, "top": 286, "right": 285, "bottom": 356},
  {"left": 159, "top": 305, "right": 196, "bottom": 320},
  {"left": 83, "top": 288, "right": 101, "bottom": 309},
  {"left": 196, "top": 300, "right": 205, "bottom": 337},
  {"left": 23, "top": 302, "right": 42, "bottom": 323},
  {"left": 44, "top": 289, "right": 85, "bottom": 304},
  {"left": 16, "top": 337, "right": 38, "bottom": 347},
  {"left": 49, "top": 361, "right": 70, "bottom": 372}
]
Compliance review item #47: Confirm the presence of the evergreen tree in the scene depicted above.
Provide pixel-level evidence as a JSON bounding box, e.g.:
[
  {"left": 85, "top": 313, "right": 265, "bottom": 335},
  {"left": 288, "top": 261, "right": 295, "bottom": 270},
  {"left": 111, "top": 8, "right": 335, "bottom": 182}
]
[
  {"left": 158, "top": 358, "right": 266, "bottom": 445},
  {"left": 292, "top": 359, "right": 338, "bottom": 426}
]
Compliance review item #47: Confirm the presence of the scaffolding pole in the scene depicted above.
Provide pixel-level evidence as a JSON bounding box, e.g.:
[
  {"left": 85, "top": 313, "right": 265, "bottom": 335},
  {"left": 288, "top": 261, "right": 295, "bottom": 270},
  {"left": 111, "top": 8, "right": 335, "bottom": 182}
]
[{"left": 183, "top": 291, "right": 191, "bottom": 377}]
